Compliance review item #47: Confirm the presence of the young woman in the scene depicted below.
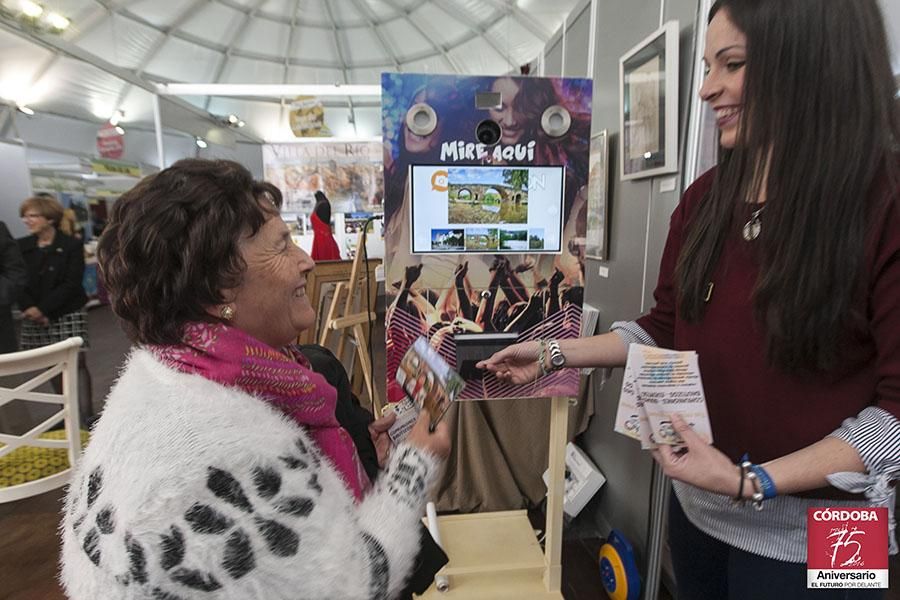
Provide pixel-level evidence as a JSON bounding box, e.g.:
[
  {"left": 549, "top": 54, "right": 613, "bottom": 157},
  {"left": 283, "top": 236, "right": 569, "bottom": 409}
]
[{"left": 479, "top": 1, "right": 899, "bottom": 597}]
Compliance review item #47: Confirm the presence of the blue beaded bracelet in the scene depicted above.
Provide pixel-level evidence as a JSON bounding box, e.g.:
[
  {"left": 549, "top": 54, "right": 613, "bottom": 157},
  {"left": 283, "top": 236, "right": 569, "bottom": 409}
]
[{"left": 749, "top": 463, "right": 778, "bottom": 500}]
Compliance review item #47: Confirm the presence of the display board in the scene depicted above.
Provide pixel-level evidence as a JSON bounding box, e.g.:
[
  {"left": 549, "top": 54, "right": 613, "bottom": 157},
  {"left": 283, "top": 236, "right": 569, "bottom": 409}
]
[
  {"left": 409, "top": 164, "right": 565, "bottom": 255},
  {"left": 262, "top": 142, "right": 384, "bottom": 215},
  {"left": 382, "top": 73, "right": 592, "bottom": 401}
]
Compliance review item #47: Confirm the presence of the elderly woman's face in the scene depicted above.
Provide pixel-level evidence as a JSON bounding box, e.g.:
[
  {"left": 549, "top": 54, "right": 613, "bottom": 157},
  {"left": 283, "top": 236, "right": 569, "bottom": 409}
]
[{"left": 228, "top": 213, "right": 316, "bottom": 348}]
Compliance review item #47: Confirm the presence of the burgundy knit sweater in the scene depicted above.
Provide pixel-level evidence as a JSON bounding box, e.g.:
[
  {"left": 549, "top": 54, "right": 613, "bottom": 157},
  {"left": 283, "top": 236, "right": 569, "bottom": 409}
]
[{"left": 636, "top": 167, "right": 900, "bottom": 465}]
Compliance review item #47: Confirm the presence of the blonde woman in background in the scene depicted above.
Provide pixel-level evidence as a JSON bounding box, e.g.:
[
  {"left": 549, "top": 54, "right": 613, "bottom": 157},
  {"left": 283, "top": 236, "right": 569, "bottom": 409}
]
[{"left": 18, "top": 196, "right": 93, "bottom": 424}]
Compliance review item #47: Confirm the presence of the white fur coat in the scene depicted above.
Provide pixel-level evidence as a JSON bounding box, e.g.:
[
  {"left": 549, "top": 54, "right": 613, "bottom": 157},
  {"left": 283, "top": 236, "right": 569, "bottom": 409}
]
[{"left": 60, "top": 349, "right": 438, "bottom": 600}]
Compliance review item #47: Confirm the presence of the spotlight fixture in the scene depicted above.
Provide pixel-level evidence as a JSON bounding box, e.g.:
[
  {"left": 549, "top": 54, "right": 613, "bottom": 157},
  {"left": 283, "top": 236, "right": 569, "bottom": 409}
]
[
  {"left": 114, "top": 126, "right": 125, "bottom": 135},
  {"left": 8, "top": 2, "right": 71, "bottom": 34},
  {"left": 195, "top": 137, "right": 208, "bottom": 149},
  {"left": 20, "top": 0, "right": 43, "bottom": 18},
  {"left": 109, "top": 109, "right": 124, "bottom": 126},
  {"left": 46, "top": 12, "right": 69, "bottom": 30},
  {"left": 16, "top": 104, "right": 35, "bottom": 116},
  {"left": 218, "top": 113, "right": 245, "bottom": 128}
]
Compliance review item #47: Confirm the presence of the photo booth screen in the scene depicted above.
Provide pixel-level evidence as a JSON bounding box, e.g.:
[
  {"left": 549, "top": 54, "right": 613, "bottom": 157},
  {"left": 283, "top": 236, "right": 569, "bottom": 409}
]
[{"left": 409, "top": 164, "right": 565, "bottom": 255}]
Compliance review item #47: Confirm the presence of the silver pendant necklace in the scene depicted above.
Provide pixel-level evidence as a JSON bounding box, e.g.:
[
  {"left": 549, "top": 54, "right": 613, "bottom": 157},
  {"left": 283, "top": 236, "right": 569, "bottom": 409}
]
[{"left": 742, "top": 205, "right": 765, "bottom": 241}]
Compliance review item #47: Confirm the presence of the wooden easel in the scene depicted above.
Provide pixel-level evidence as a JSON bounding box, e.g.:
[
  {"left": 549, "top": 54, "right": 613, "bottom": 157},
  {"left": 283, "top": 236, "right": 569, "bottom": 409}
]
[{"left": 319, "top": 230, "right": 380, "bottom": 413}]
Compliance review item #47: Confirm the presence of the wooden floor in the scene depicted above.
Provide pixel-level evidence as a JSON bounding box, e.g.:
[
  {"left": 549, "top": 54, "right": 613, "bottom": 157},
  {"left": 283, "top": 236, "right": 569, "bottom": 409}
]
[
  {"left": 0, "top": 306, "right": 623, "bottom": 600},
  {"left": 1, "top": 305, "right": 896, "bottom": 600}
]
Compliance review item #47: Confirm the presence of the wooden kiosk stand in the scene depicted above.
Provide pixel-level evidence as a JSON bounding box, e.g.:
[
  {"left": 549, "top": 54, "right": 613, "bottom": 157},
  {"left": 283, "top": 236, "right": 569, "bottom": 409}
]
[{"left": 421, "top": 395, "right": 570, "bottom": 599}]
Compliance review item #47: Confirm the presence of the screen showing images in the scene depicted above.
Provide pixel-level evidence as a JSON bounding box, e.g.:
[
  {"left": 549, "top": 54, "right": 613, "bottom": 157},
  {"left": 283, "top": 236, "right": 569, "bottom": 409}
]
[{"left": 410, "top": 164, "right": 565, "bottom": 254}]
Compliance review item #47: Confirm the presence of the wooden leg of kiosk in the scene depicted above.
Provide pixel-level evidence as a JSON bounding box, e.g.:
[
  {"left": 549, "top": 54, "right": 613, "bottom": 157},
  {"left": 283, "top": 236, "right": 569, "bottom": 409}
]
[
  {"left": 419, "top": 396, "right": 569, "bottom": 598},
  {"left": 542, "top": 395, "right": 569, "bottom": 592}
]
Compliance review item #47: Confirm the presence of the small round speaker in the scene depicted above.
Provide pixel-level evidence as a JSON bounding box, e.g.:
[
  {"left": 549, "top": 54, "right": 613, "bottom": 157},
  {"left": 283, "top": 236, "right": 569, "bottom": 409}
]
[
  {"left": 406, "top": 102, "right": 438, "bottom": 136},
  {"left": 541, "top": 105, "right": 571, "bottom": 137}
]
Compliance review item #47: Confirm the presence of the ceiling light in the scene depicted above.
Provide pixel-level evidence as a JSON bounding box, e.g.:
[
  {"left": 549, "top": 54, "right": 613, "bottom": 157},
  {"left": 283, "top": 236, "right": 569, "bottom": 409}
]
[
  {"left": 195, "top": 137, "right": 208, "bottom": 149},
  {"left": 157, "top": 83, "right": 382, "bottom": 98},
  {"left": 237, "top": 120, "right": 245, "bottom": 128},
  {"left": 16, "top": 104, "right": 35, "bottom": 115},
  {"left": 109, "top": 109, "right": 124, "bottom": 126},
  {"left": 115, "top": 126, "right": 125, "bottom": 135},
  {"left": 46, "top": 12, "right": 69, "bottom": 30},
  {"left": 20, "top": 0, "right": 43, "bottom": 18},
  {"left": 227, "top": 114, "right": 239, "bottom": 124}
]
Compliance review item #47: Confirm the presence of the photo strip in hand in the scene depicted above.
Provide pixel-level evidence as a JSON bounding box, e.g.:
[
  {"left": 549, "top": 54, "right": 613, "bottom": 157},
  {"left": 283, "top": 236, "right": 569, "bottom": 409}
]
[{"left": 389, "top": 337, "right": 465, "bottom": 443}]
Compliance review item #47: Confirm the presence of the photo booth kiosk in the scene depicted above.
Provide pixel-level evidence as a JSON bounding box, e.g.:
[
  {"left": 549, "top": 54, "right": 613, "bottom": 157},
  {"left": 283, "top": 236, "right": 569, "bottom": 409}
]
[{"left": 381, "top": 72, "right": 592, "bottom": 598}]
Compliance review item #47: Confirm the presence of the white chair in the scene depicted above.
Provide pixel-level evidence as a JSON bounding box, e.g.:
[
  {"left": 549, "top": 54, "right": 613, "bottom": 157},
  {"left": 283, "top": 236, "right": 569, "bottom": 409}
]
[{"left": 0, "top": 337, "right": 83, "bottom": 503}]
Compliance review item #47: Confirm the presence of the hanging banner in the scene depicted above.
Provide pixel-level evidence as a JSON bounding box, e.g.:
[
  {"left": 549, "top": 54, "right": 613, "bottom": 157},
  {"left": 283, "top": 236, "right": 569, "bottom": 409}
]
[
  {"left": 382, "top": 73, "right": 592, "bottom": 401},
  {"left": 289, "top": 96, "right": 331, "bottom": 138},
  {"left": 96, "top": 123, "right": 124, "bottom": 159},
  {"left": 90, "top": 158, "right": 141, "bottom": 178},
  {"left": 262, "top": 141, "right": 383, "bottom": 214}
]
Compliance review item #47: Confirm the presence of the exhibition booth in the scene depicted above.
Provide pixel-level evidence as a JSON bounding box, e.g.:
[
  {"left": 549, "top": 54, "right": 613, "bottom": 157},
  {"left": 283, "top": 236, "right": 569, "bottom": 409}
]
[{"left": 1, "top": 0, "right": 899, "bottom": 598}]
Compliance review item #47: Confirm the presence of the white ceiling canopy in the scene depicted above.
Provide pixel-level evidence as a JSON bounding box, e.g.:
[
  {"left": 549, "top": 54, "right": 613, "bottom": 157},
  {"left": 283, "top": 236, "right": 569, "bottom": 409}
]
[{"left": 0, "top": 0, "right": 581, "bottom": 141}]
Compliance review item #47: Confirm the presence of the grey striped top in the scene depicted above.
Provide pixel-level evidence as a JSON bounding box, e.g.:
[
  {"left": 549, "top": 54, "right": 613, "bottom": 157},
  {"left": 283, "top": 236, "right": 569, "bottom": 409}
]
[{"left": 611, "top": 320, "right": 899, "bottom": 562}]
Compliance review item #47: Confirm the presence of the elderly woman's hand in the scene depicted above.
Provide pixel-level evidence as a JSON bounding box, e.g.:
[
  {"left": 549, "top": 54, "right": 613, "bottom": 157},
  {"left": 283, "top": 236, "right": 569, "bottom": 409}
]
[
  {"left": 368, "top": 411, "right": 397, "bottom": 469},
  {"left": 406, "top": 411, "right": 451, "bottom": 459}
]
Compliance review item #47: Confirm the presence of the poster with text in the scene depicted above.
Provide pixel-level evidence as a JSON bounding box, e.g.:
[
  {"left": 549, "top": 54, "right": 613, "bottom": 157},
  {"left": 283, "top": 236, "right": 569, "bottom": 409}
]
[{"left": 263, "top": 142, "right": 384, "bottom": 215}]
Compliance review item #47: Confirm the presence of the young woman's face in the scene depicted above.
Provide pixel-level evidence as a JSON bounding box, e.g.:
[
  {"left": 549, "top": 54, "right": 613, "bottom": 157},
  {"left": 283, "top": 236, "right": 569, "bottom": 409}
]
[
  {"left": 488, "top": 77, "right": 525, "bottom": 145},
  {"left": 699, "top": 8, "right": 747, "bottom": 149}
]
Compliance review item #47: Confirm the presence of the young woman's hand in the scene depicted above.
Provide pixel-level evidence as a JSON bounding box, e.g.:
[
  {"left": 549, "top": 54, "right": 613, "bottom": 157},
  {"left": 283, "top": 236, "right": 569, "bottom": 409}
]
[
  {"left": 476, "top": 340, "right": 543, "bottom": 385},
  {"left": 651, "top": 414, "right": 739, "bottom": 497}
]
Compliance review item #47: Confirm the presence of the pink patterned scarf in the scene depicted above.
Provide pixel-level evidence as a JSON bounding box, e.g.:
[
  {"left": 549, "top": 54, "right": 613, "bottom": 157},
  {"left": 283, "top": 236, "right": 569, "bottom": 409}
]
[{"left": 150, "top": 322, "right": 370, "bottom": 501}]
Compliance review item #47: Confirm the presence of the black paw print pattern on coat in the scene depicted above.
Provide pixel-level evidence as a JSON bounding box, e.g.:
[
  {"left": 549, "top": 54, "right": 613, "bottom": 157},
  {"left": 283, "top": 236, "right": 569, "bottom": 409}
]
[
  {"left": 70, "top": 436, "right": 324, "bottom": 597},
  {"left": 385, "top": 447, "right": 429, "bottom": 511}
]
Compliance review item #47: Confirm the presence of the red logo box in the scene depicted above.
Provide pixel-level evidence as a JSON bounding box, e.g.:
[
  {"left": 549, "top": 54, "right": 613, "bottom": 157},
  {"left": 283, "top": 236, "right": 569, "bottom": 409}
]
[{"left": 807, "top": 507, "right": 888, "bottom": 589}]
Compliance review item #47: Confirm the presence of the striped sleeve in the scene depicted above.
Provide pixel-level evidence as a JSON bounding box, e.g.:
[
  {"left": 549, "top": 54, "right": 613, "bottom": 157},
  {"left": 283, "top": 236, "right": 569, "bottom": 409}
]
[
  {"left": 610, "top": 320, "right": 658, "bottom": 347},
  {"left": 829, "top": 406, "right": 900, "bottom": 477}
]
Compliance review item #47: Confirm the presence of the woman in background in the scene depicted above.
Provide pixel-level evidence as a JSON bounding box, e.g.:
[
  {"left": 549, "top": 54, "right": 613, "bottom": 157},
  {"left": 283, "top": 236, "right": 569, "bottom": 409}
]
[
  {"left": 18, "top": 195, "right": 93, "bottom": 423},
  {"left": 479, "top": 1, "right": 899, "bottom": 598}
]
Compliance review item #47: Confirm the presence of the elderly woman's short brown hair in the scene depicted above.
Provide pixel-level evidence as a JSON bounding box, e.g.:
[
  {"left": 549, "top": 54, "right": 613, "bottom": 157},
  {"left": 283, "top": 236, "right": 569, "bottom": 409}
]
[
  {"left": 20, "top": 196, "right": 64, "bottom": 226},
  {"left": 98, "top": 159, "right": 282, "bottom": 345}
]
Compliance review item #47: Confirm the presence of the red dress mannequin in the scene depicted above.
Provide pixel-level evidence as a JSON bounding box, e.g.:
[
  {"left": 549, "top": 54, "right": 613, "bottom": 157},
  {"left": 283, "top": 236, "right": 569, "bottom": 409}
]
[{"left": 310, "top": 191, "right": 341, "bottom": 261}]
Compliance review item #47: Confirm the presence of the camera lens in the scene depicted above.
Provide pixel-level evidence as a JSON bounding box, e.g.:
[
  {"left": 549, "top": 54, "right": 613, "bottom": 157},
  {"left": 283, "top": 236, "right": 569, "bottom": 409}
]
[{"left": 475, "top": 119, "right": 502, "bottom": 146}]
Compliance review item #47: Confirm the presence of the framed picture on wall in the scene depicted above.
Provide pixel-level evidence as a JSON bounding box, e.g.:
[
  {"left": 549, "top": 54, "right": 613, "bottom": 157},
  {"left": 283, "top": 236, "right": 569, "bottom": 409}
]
[
  {"left": 619, "top": 20, "right": 679, "bottom": 181},
  {"left": 585, "top": 130, "right": 610, "bottom": 260}
]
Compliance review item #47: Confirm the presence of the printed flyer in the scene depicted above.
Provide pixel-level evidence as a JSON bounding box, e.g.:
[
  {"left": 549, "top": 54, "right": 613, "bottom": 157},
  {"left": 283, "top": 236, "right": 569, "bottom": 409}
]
[{"left": 614, "top": 344, "right": 713, "bottom": 446}]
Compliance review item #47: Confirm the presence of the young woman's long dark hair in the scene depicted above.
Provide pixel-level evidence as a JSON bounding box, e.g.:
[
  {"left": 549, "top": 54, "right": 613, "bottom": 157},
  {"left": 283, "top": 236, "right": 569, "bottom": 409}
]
[{"left": 676, "top": 0, "right": 900, "bottom": 373}]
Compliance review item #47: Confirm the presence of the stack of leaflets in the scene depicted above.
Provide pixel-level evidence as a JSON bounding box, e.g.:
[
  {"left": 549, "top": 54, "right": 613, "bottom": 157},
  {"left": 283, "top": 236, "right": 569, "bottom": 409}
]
[
  {"left": 388, "top": 337, "right": 465, "bottom": 444},
  {"left": 614, "top": 344, "right": 713, "bottom": 449}
]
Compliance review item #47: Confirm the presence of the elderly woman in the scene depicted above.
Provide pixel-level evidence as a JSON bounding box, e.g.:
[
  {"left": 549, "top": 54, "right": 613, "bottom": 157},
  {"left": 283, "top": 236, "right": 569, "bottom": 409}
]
[
  {"left": 61, "top": 159, "right": 450, "bottom": 600},
  {"left": 18, "top": 195, "right": 92, "bottom": 422}
]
